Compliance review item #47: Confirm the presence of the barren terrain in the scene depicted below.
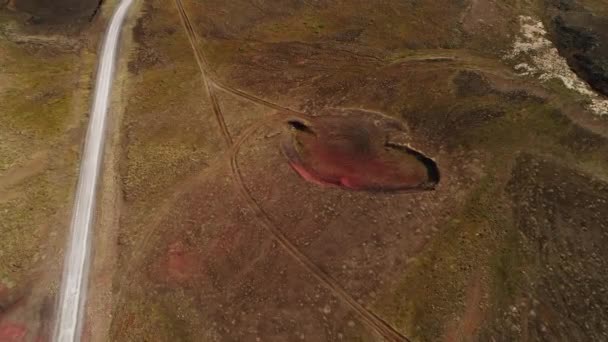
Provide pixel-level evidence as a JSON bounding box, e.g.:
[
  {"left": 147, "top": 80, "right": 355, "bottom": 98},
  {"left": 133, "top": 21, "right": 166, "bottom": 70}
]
[
  {"left": 107, "top": 0, "right": 608, "bottom": 341},
  {"left": 2, "top": 0, "right": 608, "bottom": 341}
]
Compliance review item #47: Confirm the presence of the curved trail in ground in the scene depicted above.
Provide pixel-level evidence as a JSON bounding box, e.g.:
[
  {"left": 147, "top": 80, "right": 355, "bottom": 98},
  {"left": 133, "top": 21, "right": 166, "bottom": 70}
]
[
  {"left": 174, "top": 0, "right": 232, "bottom": 145},
  {"left": 229, "top": 120, "right": 410, "bottom": 342},
  {"left": 174, "top": 1, "right": 410, "bottom": 340},
  {"left": 53, "top": 0, "right": 135, "bottom": 341}
]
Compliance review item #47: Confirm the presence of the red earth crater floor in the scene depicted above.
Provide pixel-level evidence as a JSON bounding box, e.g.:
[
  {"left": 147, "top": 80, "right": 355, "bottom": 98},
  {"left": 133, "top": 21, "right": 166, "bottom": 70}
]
[{"left": 281, "top": 110, "right": 440, "bottom": 192}]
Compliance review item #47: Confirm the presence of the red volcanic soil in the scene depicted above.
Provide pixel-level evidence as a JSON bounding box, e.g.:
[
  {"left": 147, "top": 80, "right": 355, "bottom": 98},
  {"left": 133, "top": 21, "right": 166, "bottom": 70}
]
[
  {"left": 282, "top": 110, "right": 439, "bottom": 192},
  {"left": 157, "top": 225, "right": 246, "bottom": 285},
  {"left": 0, "top": 284, "right": 49, "bottom": 342},
  {"left": 158, "top": 241, "right": 201, "bottom": 285},
  {"left": 0, "top": 323, "right": 27, "bottom": 342},
  {"left": 0, "top": 284, "right": 26, "bottom": 342}
]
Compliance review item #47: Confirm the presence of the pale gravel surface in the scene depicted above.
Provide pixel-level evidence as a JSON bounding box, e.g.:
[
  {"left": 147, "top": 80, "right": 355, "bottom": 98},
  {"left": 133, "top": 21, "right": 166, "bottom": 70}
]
[
  {"left": 507, "top": 16, "right": 608, "bottom": 116},
  {"left": 53, "top": 0, "right": 135, "bottom": 341}
]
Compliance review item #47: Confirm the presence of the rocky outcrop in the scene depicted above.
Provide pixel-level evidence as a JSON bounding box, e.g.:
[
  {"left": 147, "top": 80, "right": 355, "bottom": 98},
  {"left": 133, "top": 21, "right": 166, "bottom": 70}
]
[{"left": 546, "top": 0, "right": 608, "bottom": 96}]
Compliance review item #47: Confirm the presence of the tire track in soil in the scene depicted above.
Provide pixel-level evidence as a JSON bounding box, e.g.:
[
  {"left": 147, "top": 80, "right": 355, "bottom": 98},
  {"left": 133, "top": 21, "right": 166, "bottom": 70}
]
[
  {"left": 174, "top": 0, "right": 232, "bottom": 145},
  {"left": 113, "top": 0, "right": 439, "bottom": 339},
  {"left": 113, "top": 5, "right": 301, "bottom": 333},
  {"left": 174, "top": 1, "right": 410, "bottom": 340},
  {"left": 229, "top": 121, "right": 410, "bottom": 342},
  {"left": 174, "top": 0, "right": 310, "bottom": 119},
  {"left": 211, "top": 79, "right": 306, "bottom": 117}
]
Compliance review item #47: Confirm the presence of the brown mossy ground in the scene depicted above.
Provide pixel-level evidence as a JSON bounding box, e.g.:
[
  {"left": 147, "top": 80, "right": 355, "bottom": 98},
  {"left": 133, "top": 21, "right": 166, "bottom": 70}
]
[
  {"left": 374, "top": 99, "right": 608, "bottom": 340},
  {"left": 477, "top": 154, "right": 608, "bottom": 340},
  {"left": 111, "top": 0, "right": 608, "bottom": 341},
  {"left": 1, "top": 23, "right": 79, "bottom": 282},
  {"left": 193, "top": 0, "right": 466, "bottom": 49},
  {"left": 120, "top": 0, "right": 224, "bottom": 205},
  {"left": 111, "top": 1, "right": 231, "bottom": 337},
  {"left": 0, "top": 3, "right": 102, "bottom": 337}
]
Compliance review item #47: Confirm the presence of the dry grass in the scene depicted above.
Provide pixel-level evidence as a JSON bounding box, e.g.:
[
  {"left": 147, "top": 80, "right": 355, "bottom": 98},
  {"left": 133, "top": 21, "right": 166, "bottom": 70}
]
[
  {"left": 0, "top": 7, "right": 97, "bottom": 304},
  {"left": 109, "top": 0, "right": 608, "bottom": 340}
]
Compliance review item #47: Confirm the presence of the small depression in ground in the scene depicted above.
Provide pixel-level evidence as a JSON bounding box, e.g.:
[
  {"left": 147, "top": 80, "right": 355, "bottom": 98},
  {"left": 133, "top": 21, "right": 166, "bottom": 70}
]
[{"left": 282, "top": 109, "right": 440, "bottom": 192}]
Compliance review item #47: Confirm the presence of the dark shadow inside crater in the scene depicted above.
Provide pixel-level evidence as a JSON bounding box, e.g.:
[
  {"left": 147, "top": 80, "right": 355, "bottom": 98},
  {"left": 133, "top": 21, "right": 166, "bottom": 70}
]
[
  {"left": 385, "top": 142, "right": 441, "bottom": 186},
  {"left": 287, "top": 119, "right": 316, "bottom": 135}
]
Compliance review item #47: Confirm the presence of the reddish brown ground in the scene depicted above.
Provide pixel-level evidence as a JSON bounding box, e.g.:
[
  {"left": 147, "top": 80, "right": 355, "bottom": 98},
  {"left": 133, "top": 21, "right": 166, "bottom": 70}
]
[
  {"left": 0, "top": 323, "right": 27, "bottom": 342},
  {"left": 107, "top": 0, "right": 608, "bottom": 341},
  {"left": 163, "top": 242, "right": 199, "bottom": 284},
  {"left": 0, "top": 287, "right": 49, "bottom": 342},
  {"left": 0, "top": 284, "right": 25, "bottom": 342},
  {"left": 442, "top": 272, "right": 485, "bottom": 342}
]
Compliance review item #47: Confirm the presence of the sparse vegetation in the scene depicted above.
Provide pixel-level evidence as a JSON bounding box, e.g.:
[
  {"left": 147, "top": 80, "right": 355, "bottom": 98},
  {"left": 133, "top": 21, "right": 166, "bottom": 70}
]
[
  {"left": 108, "top": 0, "right": 608, "bottom": 340},
  {"left": 2, "top": 0, "right": 608, "bottom": 340},
  {"left": 0, "top": 3, "right": 99, "bottom": 338}
]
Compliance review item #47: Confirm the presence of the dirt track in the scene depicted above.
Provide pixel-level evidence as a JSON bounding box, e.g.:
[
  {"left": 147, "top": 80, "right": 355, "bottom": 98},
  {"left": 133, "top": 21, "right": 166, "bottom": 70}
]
[
  {"left": 167, "top": 1, "right": 412, "bottom": 340},
  {"left": 107, "top": 0, "right": 608, "bottom": 340}
]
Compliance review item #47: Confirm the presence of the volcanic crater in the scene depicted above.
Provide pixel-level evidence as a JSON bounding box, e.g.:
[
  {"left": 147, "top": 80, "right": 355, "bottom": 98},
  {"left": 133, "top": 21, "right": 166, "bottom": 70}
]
[{"left": 281, "top": 109, "right": 440, "bottom": 192}]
